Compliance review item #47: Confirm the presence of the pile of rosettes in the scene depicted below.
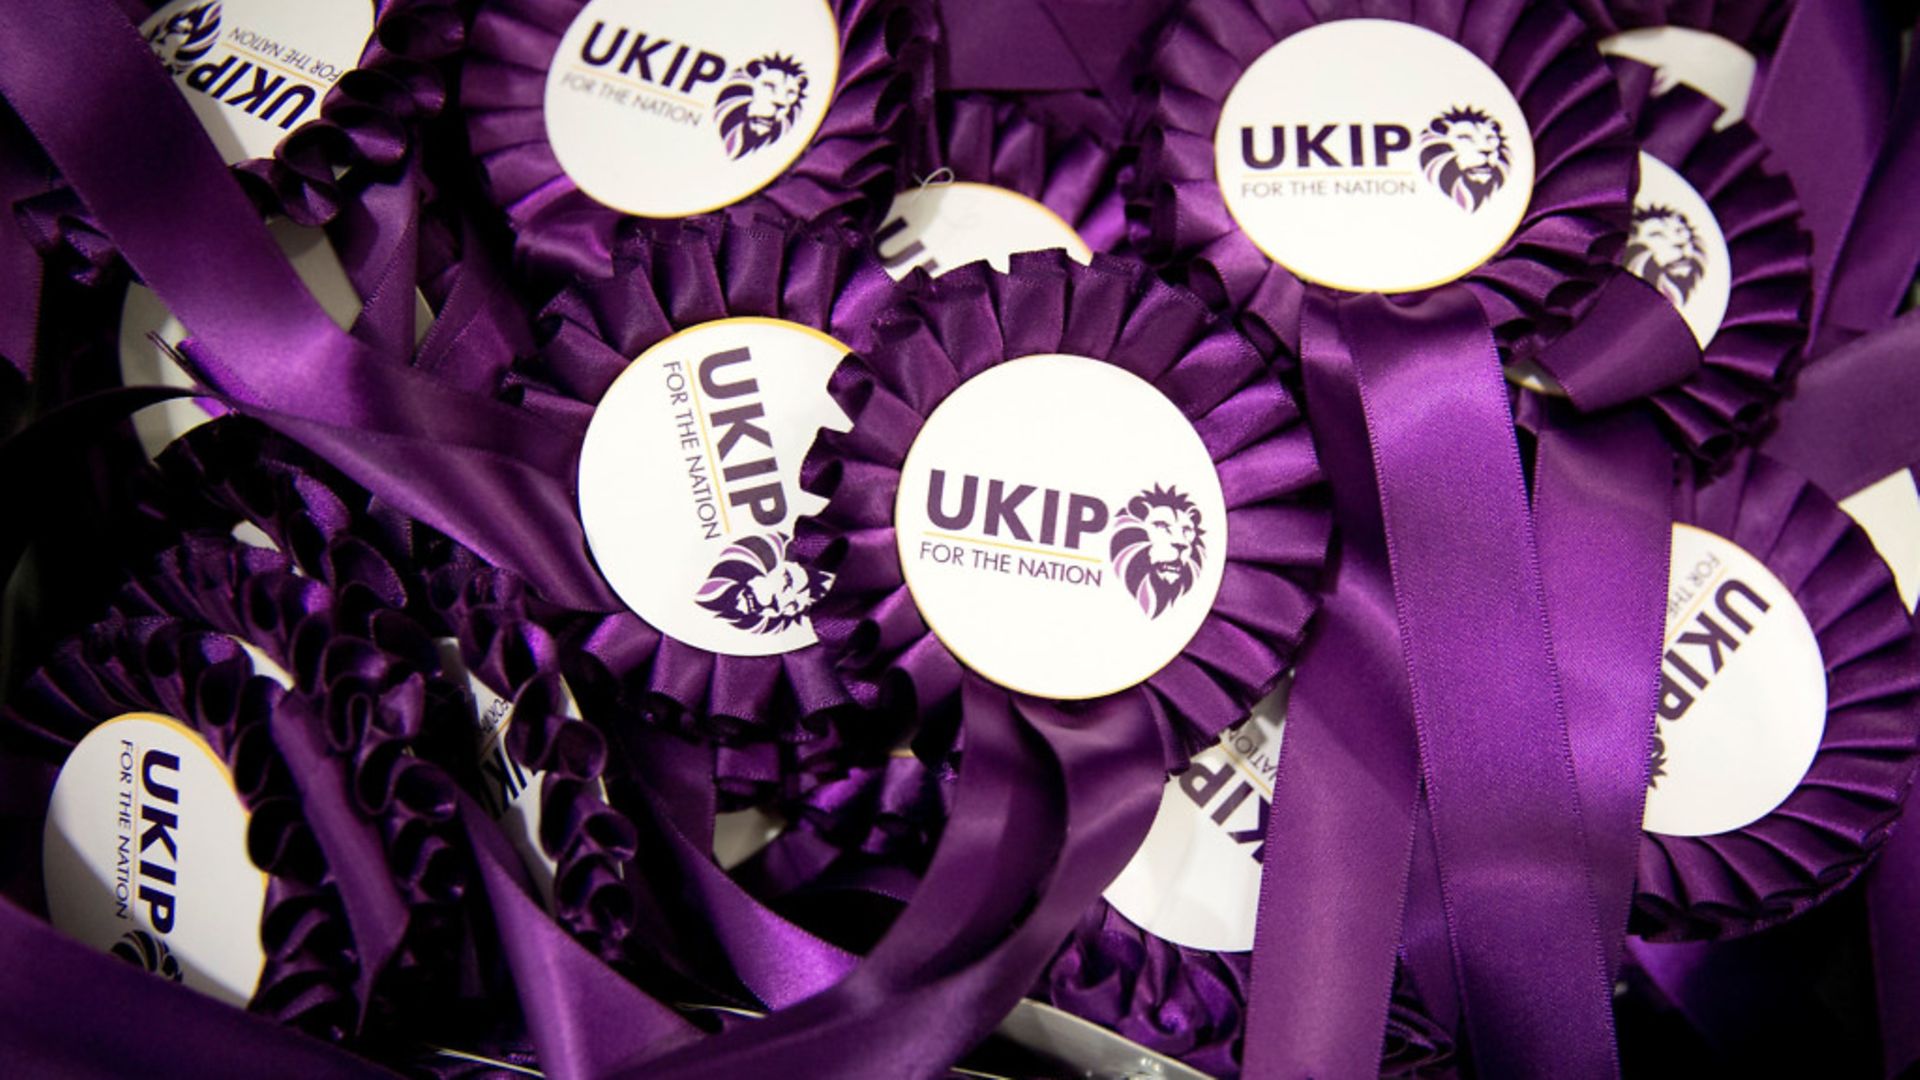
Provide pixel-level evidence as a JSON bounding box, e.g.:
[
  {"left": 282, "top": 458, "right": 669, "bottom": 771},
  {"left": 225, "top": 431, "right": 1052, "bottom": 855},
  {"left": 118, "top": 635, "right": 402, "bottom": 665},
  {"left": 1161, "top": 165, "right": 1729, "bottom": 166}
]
[{"left": 5, "top": 1, "right": 1920, "bottom": 1077}]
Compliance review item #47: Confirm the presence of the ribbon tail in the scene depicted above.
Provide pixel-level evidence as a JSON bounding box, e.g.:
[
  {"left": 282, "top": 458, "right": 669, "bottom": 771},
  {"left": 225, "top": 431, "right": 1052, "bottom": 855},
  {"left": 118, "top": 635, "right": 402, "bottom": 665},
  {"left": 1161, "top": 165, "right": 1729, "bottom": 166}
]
[
  {"left": 1766, "top": 309, "right": 1920, "bottom": 502},
  {"left": 1343, "top": 289, "right": 1616, "bottom": 1077},
  {"left": 626, "top": 675, "right": 1164, "bottom": 1079},
  {"left": 0, "top": 893, "right": 393, "bottom": 1078},
  {"left": 457, "top": 793, "right": 703, "bottom": 1080},
  {"left": 1244, "top": 295, "right": 1420, "bottom": 1080},
  {"left": 1532, "top": 403, "right": 1674, "bottom": 976}
]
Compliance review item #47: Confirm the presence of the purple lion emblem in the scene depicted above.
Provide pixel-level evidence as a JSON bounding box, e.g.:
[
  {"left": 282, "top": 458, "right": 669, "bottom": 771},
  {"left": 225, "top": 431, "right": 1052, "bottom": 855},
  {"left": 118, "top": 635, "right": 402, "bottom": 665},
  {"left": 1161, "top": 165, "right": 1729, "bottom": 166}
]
[
  {"left": 694, "top": 532, "right": 831, "bottom": 634},
  {"left": 1624, "top": 203, "right": 1708, "bottom": 308},
  {"left": 1109, "top": 485, "right": 1206, "bottom": 619},
  {"left": 1419, "top": 106, "right": 1510, "bottom": 213},
  {"left": 147, "top": 2, "right": 222, "bottom": 76},
  {"left": 713, "top": 54, "right": 809, "bottom": 161}
]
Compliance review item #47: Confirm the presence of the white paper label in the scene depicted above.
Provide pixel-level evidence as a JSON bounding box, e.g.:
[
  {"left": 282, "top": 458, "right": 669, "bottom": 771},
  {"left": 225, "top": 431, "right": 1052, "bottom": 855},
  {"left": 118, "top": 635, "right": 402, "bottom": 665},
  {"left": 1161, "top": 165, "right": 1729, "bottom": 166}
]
[
  {"left": 1104, "top": 683, "right": 1286, "bottom": 953},
  {"left": 875, "top": 182, "right": 1092, "bottom": 281},
  {"left": 894, "top": 354, "right": 1227, "bottom": 699},
  {"left": 121, "top": 219, "right": 434, "bottom": 459},
  {"left": 1599, "top": 28, "right": 1758, "bottom": 127},
  {"left": 434, "top": 639, "right": 598, "bottom": 908},
  {"left": 544, "top": 0, "right": 840, "bottom": 218},
  {"left": 1628, "top": 154, "right": 1731, "bottom": 349},
  {"left": 1840, "top": 470, "right": 1920, "bottom": 613},
  {"left": 43, "top": 713, "right": 267, "bottom": 1006},
  {"left": 578, "top": 318, "right": 850, "bottom": 656},
  {"left": 1643, "top": 524, "right": 1826, "bottom": 837},
  {"left": 1213, "top": 19, "right": 1534, "bottom": 294},
  {"left": 140, "top": 0, "right": 373, "bottom": 163},
  {"left": 232, "top": 638, "right": 295, "bottom": 691}
]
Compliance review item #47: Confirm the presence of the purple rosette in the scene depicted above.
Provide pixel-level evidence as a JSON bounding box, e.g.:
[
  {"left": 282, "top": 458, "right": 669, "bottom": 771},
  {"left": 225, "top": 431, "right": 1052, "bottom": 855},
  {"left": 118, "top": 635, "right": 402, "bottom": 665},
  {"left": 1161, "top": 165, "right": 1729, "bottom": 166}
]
[
  {"left": 461, "top": 0, "right": 936, "bottom": 281},
  {"left": 1, "top": 540, "right": 357, "bottom": 1040},
  {"left": 1608, "top": 59, "right": 1812, "bottom": 465},
  {"left": 17, "top": 0, "right": 461, "bottom": 275},
  {"left": 514, "top": 216, "right": 896, "bottom": 752},
  {"left": 1131, "top": 0, "right": 1636, "bottom": 364},
  {"left": 1635, "top": 452, "right": 1920, "bottom": 941},
  {"left": 797, "top": 248, "right": 1326, "bottom": 745}
]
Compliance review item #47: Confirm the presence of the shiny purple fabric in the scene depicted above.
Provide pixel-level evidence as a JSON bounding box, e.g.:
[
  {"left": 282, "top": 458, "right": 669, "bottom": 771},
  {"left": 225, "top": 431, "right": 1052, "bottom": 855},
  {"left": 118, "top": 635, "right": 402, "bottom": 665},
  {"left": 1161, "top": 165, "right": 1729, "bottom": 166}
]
[
  {"left": 461, "top": 0, "right": 936, "bottom": 280},
  {"left": 1636, "top": 452, "right": 1920, "bottom": 939},
  {"left": 895, "top": 93, "right": 1129, "bottom": 258},
  {"left": 520, "top": 216, "right": 898, "bottom": 748},
  {"left": 1608, "top": 59, "right": 1812, "bottom": 466},
  {"left": 1132, "top": 0, "right": 1637, "bottom": 364},
  {"left": 1568, "top": 0, "right": 1795, "bottom": 48}
]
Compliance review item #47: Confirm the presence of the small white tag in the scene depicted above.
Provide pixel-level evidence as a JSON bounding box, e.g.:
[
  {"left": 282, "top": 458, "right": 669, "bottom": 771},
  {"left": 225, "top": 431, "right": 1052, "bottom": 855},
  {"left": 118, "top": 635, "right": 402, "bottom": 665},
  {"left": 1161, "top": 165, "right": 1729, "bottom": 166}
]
[
  {"left": 578, "top": 318, "right": 850, "bottom": 657},
  {"left": 1213, "top": 19, "right": 1534, "bottom": 294},
  {"left": 876, "top": 182, "right": 1092, "bottom": 280},
  {"left": 1599, "top": 27, "right": 1758, "bottom": 127},
  {"left": 435, "top": 639, "right": 600, "bottom": 907},
  {"left": 140, "top": 0, "right": 374, "bottom": 163},
  {"left": 1840, "top": 470, "right": 1920, "bottom": 613},
  {"left": 1628, "top": 154, "right": 1731, "bottom": 349},
  {"left": 713, "top": 806, "right": 786, "bottom": 870},
  {"left": 894, "top": 354, "right": 1228, "bottom": 700},
  {"left": 543, "top": 0, "right": 841, "bottom": 218},
  {"left": 231, "top": 637, "right": 296, "bottom": 691},
  {"left": 43, "top": 713, "right": 268, "bottom": 1007},
  {"left": 1643, "top": 524, "right": 1827, "bottom": 837},
  {"left": 1104, "top": 682, "right": 1286, "bottom": 953}
]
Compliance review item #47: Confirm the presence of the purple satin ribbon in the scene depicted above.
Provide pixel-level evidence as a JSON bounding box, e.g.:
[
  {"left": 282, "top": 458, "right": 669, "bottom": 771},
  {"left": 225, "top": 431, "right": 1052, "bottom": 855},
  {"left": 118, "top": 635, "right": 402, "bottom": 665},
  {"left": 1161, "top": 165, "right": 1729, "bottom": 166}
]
[
  {"left": 1767, "top": 309, "right": 1920, "bottom": 503},
  {"left": 1812, "top": 6, "right": 1920, "bottom": 351},
  {"left": 1747, "top": 0, "right": 1901, "bottom": 317}
]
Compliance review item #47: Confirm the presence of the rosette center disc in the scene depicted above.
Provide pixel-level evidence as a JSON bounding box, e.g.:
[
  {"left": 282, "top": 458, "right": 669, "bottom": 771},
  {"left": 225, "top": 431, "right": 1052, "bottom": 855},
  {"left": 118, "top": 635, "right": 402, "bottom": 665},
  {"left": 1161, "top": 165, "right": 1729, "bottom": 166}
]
[
  {"left": 1213, "top": 19, "right": 1535, "bottom": 293},
  {"left": 544, "top": 0, "right": 842, "bottom": 218},
  {"left": 893, "top": 354, "right": 1229, "bottom": 700}
]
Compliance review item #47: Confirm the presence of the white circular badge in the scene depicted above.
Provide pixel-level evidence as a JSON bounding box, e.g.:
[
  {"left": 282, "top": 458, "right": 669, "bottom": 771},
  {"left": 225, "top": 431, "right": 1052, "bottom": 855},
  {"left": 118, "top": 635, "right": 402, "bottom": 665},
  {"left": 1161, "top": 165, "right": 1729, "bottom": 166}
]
[
  {"left": 1643, "top": 524, "right": 1827, "bottom": 837},
  {"left": 578, "top": 317, "right": 851, "bottom": 657},
  {"left": 1213, "top": 19, "right": 1534, "bottom": 294},
  {"left": 544, "top": 0, "right": 840, "bottom": 218},
  {"left": 1628, "top": 154, "right": 1731, "bottom": 350},
  {"left": 140, "top": 0, "right": 374, "bottom": 164},
  {"left": 876, "top": 182, "right": 1092, "bottom": 281},
  {"left": 894, "top": 354, "right": 1228, "bottom": 699},
  {"left": 1599, "top": 28, "right": 1757, "bottom": 127},
  {"left": 1104, "top": 682, "right": 1287, "bottom": 953},
  {"left": 43, "top": 713, "right": 268, "bottom": 1006}
]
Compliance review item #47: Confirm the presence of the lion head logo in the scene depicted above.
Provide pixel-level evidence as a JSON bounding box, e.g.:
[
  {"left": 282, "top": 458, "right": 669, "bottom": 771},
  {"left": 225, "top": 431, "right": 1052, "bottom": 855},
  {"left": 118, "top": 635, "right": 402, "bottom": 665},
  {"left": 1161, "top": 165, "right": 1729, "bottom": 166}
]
[
  {"left": 694, "top": 532, "right": 831, "bottom": 634},
  {"left": 1109, "top": 485, "right": 1206, "bottom": 619},
  {"left": 1419, "top": 106, "right": 1510, "bottom": 213},
  {"left": 147, "top": 2, "right": 222, "bottom": 76},
  {"left": 713, "top": 54, "right": 809, "bottom": 161},
  {"left": 1624, "top": 203, "right": 1708, "bottom": 308},
  {"left": 111, "top": 928, "right": 184, "bottom": 982}
]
